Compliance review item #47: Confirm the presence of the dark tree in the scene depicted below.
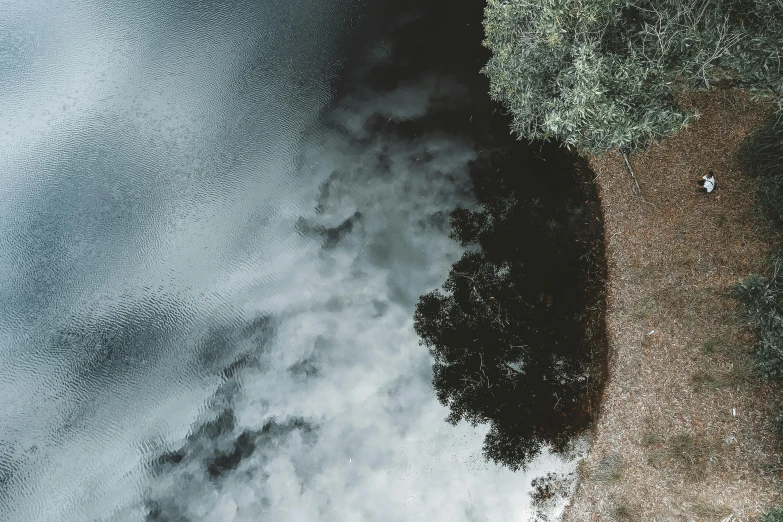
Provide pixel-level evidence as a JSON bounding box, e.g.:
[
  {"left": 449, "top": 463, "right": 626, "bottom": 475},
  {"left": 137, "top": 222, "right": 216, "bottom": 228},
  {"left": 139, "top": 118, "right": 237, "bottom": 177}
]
[{"left": 414, "top": 145, "right": 606, "bottom": 471}]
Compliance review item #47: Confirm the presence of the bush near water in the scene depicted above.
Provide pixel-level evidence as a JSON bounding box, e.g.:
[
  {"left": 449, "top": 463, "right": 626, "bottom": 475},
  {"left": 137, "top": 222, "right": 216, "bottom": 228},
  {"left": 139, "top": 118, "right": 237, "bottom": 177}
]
[{"left": 482, "top": 0, "right": 783, "bottom": 154}]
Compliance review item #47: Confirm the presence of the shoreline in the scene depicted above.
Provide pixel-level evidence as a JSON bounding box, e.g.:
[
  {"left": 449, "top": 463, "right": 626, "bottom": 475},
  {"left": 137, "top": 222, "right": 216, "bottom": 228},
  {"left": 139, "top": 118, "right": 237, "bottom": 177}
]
[{"left": 563, "top": 89, "right": 782, "bottom": 520}]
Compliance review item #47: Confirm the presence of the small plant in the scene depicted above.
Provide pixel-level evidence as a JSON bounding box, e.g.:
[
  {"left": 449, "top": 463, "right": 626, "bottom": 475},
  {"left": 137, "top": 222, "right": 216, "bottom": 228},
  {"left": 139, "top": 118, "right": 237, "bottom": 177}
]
[
  {"left": 728, "top": 358, "right": 757, "bottom": 385},
  {"left": 612, "top": 502, "right": 640, "bottom": 521},
  {"left": 761, "top": 507, "right": 783, "bottom": 522},
  {"left": 692, "top": 503, "right": 729, "bottom": 520},
  {"left": 691, "top": 370, "right": 726, "bottom": 390},
  {"left": 668, "top": 432, "right": 714, "bottom": 481},
  {"left": 640, "top": 417, "right": 663, "bottom": 447},
  {"left": 646, "top": 431, "right": 716, "bottom": 480},
  {"left": 702, "top": 338, "right": 723, "bottom": 354},
  {"left": 593, "top": 452, "right": 623, "bottom": 483},
  {"left": 641, "top": 430, "right": 663, "bottom": 447}
]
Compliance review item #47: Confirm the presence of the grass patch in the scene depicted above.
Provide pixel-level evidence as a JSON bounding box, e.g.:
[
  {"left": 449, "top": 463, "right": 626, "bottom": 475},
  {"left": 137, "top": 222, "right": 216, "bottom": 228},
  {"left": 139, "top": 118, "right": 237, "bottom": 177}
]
[
  {"left": 648, "top": 284, "right": 718, "bottom": 328},
  {"left": 730, "top": 358, "right": 757, "bottom": 385},
  {"left": 691, "top": 370, "right": 727, "bottom": 390},
  {"left": 631, "top": 294, "right": 656, "bottom": 321},
  {"left": 593, "top": 452, "right": 623, "bottom": 483},
  {"left": 641, "top": 429, "right": 663, "bottom": 447},
  {"left": 700, "top": 336, "right": 751, "bottom": 359},
  {"left": 701, "top": 338, "right": 730, "bottom": 355},
  {"left": 611, "top": 501, "right": 641, "bottom": 521},
  {"left": 693, "top": 333, "right": 757, "bottom": 392},
  {"left": 762, "top": 508, "right": 783, "bottom": 522},
  {"left": 646, "top": 446, "right": 669, "bottom": 470},
  {"left": 691, "top": 361, "right": 755, "bottom": 391},
  {"left": 640, "top": 417, "right": 664, "bottom": 447},
  {"left": 645, "top": 431, "right": 718, "bottom": 482},
  {"left": 692, "top": 503, "right": 730, "bottom": 520},
  {"left": 667, "top": 432, "right": 715, "bottom": 481}
]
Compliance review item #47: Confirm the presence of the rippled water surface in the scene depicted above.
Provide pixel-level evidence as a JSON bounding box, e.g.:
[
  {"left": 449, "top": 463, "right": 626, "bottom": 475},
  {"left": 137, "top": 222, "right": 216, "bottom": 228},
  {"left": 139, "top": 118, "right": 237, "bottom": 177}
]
[{"left": 0, "top": 1, "right": 579, "bottom": 520}]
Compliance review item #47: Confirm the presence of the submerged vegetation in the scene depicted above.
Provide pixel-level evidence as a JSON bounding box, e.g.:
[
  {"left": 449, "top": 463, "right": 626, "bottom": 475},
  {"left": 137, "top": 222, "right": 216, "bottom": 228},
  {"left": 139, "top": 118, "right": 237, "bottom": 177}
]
[{"left": 482, "top": 0, "right": 783, "bottom": 153}]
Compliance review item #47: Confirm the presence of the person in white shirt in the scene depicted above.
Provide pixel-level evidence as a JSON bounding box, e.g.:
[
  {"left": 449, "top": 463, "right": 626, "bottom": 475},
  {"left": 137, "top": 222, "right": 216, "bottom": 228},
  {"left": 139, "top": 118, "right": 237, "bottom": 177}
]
[{"left": 697, "top": 170, "right": 716, "bottom": 193}]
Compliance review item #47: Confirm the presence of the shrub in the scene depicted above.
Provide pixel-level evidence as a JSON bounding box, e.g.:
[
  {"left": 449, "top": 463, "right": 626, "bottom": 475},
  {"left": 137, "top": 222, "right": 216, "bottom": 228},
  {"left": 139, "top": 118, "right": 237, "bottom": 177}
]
[
  {"left": 739, "top": 118, "right": 783, "bottom": 229},
  {"left": 761, "top": 508, "right": 783, "bottom": 522},
  {"left": 592, "top": 452, "right": 623, "bottom": 483},
  {"left": 736, "top": 118, "right": 783, "bottom": 440},
  {"left": 735, "top": 271, "right": 783, "bottom": 383},
  {"left": 736, "top": 120, "right": 783, "bottom": 384}
]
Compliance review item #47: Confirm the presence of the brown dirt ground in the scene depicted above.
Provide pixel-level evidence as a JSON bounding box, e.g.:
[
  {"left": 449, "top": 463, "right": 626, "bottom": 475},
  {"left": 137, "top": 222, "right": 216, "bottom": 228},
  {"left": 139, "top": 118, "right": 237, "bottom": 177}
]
[{"left": 562, "top": 90, "right": 783, "bottom": 521}]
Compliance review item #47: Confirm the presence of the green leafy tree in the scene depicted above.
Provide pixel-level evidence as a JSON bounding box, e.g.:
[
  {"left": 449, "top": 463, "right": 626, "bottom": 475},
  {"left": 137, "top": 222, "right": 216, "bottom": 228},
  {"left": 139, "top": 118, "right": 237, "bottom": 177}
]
[{"left": 482, "top": 0, "right": 783, "bottom": 154}]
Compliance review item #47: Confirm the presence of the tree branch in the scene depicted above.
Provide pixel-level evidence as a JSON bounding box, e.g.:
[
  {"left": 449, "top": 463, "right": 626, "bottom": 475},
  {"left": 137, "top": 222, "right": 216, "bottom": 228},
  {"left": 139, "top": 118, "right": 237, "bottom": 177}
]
[{"left": 622, "top": 151, "right": 657, "bottom": 208}]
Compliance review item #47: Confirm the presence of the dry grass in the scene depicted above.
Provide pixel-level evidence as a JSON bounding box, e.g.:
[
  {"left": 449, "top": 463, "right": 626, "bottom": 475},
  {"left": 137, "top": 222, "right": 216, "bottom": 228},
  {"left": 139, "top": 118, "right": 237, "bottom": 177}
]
[
  {"left": 611, "top": 501, "right": 642, "bottom": 521},
  {"left": 563, "top": 89, "right": 783, "bottom": 521}
]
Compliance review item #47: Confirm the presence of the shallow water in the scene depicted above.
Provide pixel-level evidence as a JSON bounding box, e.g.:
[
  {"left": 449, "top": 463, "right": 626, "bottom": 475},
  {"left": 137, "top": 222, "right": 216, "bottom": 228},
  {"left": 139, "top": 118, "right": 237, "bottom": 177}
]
[{"left": 0, "top": 1, "right": 584, "bottom": 520}]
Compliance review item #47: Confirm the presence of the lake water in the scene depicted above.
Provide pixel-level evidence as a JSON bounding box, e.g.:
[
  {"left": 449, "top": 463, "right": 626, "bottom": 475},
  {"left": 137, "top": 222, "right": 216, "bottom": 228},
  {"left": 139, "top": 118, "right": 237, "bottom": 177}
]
[{"left": 0, "top": 1, "right": 590, "bottom": 520}]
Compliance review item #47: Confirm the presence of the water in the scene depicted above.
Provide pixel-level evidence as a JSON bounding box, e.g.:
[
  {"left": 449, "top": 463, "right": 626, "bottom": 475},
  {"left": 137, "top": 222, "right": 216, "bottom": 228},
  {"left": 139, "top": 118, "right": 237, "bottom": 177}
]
[{"left": 0, "top": 1, "right": 587, "bottom": 520}]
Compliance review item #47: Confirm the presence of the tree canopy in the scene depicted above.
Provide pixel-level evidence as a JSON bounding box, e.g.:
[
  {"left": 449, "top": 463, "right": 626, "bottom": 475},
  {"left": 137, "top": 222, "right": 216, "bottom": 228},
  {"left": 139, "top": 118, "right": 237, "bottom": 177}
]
[{"left": 482, "top": 0, "right": 783, "bottom": 154}]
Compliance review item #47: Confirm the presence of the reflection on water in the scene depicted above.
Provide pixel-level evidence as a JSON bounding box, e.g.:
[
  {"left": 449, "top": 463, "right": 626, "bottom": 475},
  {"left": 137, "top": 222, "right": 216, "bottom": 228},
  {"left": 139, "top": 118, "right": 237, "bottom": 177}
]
[
  {"left": 1, "top": 0, "right": 367, "bottom": 519},
  {"left": 416, "top": 144, "right": 607, "bottom": 473},
  {"left": 1, "top": 1, "right": 587, "bottom": 521}
]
